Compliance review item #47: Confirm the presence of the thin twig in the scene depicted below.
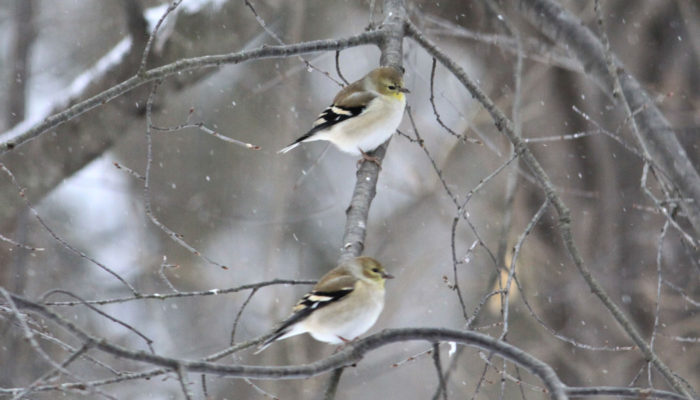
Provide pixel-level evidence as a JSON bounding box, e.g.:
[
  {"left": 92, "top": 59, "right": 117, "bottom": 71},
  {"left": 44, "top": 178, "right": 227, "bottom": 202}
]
[
  {"left": 40, "top": 289, "right": 155, "bottom": 354},
  {"left": 335, "top": 50, "right": 349, "bottom": 85},
  {"left": 323, "top": 368, "right": 345, "bottom": 400},
  {"left": 152, "top": 115, "right": 260, "bottom": 150},
  {"left": 44, "top": 279, "right": 315, "bottom": 306},
  {"left": 113, "top": 161, "right": 145, "bottom": 180},
  {"left": 0, "top": 163, "right": 138, "bottom": 295},
  {"left": 510, "top": 275, "right": 635, "bottom": 351},
  {"left": 432, "top": 343, "right": 448, "bottom": 400},
  {"left": 661, "top": 280, "right": 700, "bottom": 307},
  {"left": 243, "top": 0, "right": 344, "bottom": 87},
  {"left": 501, "top": 199, "right": 550, "bottom": 340},
  {"left": 175, "top": 364, "right": 194, "bottom": 400},
  {"left": 144, "top": 80, "right": 228, "bottom": 269},
  {"left": 477, "top": 351, "right": 546, "bottom": 395},
  {"left": 429, "top": 58, "right": 478, "bottom": 143},
  {"left": 0, "top": 288, "right": 94, "bottom": 399},
  {"left": 449, "top": 154, "right": 519, "bottom": 321},
  {"left": 0, "top": 232, "right": 44, "bottom": 251},
  {"left": 230, "top": 288, "right": 258, "bottom": 345},
  {"left": 244, "top": 378, "right": 280, "bottom": 399},
  {"left": 649, "top": 221, "right": 669, "bottom": 387},
  {"left": 138, "top": 0, "right": 184, "bottom": 75},
  {"left": 406, "top": 106, "right": 458, "bottom": 205},
  {"left": 523, "top": 131, "right": 599, "bottom": 143},
  {"left": 10, "top": 344, "right": 92, "bottom": 400},
  {"left": 158, "top": 256, "right": 180, "bottom": 293}
]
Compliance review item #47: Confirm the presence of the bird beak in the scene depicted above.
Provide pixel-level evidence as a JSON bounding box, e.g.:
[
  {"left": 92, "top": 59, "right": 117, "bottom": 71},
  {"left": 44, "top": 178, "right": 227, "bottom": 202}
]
[
  {"left": 382, "top": 272, "right": 395, "bottom": 279},
  {"left": 399, "top": 87, "right": 410, "bottom": 93}
]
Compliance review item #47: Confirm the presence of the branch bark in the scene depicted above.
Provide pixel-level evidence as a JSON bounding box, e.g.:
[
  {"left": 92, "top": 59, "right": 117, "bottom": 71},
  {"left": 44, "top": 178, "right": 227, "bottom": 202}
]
[
  {"left": 339, "top": 0, "right": 406, "bottom": 263},
  {"left": 332, "top": 1, "right": 408, "bottom": 395}
]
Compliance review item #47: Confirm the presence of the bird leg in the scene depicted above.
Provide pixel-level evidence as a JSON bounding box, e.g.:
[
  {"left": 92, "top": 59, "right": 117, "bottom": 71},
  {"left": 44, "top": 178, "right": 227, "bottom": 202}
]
[
  {"left": 335, "top": 337, "right": 359, "bottom": 367},
  {"left": 332, "top": 336, "right": 356, "bottom": 353},
  {"left": 358, "top": 149, "right": 382, "bottom": 169}
]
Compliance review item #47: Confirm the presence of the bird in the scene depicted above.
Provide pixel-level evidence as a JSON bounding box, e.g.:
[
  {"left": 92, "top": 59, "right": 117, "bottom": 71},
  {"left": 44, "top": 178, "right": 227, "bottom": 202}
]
[
  {"left": 255, "top": 256, "right": 393, "bottom": 353},
  {"left": 278, "top": 66, "right": 409, "bottom": 160}
]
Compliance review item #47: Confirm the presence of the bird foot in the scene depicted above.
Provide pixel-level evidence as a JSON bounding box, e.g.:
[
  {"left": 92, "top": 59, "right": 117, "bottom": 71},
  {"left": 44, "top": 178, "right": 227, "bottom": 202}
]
[
  {"left": 332, "top": 336, "right": 356, "bottom": 353},
  {"left": 357, "top": 150, "right": 382, "bottom": 169}
]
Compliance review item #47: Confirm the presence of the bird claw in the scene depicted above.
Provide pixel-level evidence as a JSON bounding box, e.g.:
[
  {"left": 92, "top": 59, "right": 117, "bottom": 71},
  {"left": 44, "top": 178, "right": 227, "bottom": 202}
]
[
  {"left": 357, "top": 150, "right": 382, "bottom": 169},
  {"left": 332, "top": 336, "right": 356, "bottom": 353}
]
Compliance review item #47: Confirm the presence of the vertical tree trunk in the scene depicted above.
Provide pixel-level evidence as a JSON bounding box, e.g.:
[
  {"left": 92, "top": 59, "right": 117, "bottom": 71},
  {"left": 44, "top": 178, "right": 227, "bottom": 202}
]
[{"left": 6, "top": 0, "right": 36, "bottom": 128}]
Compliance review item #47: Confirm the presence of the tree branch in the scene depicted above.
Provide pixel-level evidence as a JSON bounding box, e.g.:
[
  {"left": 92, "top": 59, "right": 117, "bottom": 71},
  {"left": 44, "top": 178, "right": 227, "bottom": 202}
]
[
  {"left": 565, "top": 386, "right": 687, "bottom": 400},
  {"left": 334, "top": 1, "right": 408, "bottom": 394},
  {"left": 8, "top": 292, "right": 568, "bottom": 399},
  {"left": 339, "top": 0, "right": 406, "bottom": 262},
  {"left": 0, "top": 32, "right": 382, "bottom": 155}
]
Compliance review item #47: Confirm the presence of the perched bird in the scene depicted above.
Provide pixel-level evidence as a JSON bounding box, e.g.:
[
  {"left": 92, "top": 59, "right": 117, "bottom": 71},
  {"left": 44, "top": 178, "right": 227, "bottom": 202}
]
[
  {"left": 256, "top": 257, "right": 393, "bottom": 353},
  {"left": 278, "top": 67, "right": 409, "bottom": 159}
]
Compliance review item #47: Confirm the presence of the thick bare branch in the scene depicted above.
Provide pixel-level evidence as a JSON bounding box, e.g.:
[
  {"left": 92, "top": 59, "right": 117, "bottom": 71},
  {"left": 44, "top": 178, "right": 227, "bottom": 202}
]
[
  {"left": 565, "top": 386, "right": 687, "bottom": 400},
  {"left": 0, "top": 32, "right": 382, "bottom": 155},
  {"left": 339, "top": 0, "right": 406, "bottom": 262},
  {"left": 8, "top": 292, "right": 568, "bottom": 399}
]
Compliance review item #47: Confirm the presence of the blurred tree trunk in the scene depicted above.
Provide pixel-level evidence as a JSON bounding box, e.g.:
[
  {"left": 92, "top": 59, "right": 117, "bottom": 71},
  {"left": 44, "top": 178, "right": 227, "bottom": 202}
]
[
  {"left": 0, "top": 1, "right": 253, "bottom": 232},
  {"left": 6, "top": 0, "right": 36, "bottom": 128}
]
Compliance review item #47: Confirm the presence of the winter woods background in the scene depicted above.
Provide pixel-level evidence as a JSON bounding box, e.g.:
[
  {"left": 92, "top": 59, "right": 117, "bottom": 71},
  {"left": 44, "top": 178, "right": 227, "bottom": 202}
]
[{"left": 0, "top": 0, "right": 698, "bottom": 399}]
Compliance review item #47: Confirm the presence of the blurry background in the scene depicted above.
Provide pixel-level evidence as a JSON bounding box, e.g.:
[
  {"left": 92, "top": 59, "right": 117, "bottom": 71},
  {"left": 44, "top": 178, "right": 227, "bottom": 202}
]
[{"left": 0, "top": 0, "right": 698, "bottom": 398}]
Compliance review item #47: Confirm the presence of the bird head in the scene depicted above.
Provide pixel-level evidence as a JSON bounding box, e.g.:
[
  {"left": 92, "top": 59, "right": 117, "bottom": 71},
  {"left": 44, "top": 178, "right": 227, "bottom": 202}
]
[
  {"left": 369, "top": 67, "right": 410, "bottom": 100},
  {"left": 354, "top": 256, "right": 394, "bottom": 286}
]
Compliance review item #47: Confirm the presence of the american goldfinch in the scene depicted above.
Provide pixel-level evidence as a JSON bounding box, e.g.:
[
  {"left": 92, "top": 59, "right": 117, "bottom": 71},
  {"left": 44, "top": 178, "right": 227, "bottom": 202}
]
[
  {"left": 278, "top": 67, "right": 409, "bottom": 157},
  {"left": 256, "top": 257, "right": 393, "bottom": 353}
]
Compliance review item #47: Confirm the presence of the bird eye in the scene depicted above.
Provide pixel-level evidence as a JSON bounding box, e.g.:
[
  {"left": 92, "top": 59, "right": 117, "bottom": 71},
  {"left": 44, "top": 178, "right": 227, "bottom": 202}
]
[
  {"left": 372, "top": 268, "right": 380, "bottom": 273},
  {"left": 387, "top": 85, "right": 397, "bottom": 91}
]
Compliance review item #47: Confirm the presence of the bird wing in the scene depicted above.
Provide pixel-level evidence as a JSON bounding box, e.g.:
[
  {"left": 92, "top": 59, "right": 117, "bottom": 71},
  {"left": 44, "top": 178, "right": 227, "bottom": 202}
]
[
  {"left": 286, "top": 90, "right": 378, "bottom": 146},
  {"left": 258, "top": 273, "right": 357, "bottom": 349},
  {"left": 291, "top": 272, "right": 357, "bottom": 314}
]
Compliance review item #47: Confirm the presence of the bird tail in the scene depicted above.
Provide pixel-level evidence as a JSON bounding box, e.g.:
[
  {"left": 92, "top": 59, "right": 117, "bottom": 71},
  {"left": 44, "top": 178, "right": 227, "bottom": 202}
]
[
  {"left": 278, "top": 128, "right": 321, "bottom": 154},
  {"left": 277, "top": 142, "right": 300, "bottom": 154},
  {"left": 254, "top": 328, "right": 290, "bottom": 354}
]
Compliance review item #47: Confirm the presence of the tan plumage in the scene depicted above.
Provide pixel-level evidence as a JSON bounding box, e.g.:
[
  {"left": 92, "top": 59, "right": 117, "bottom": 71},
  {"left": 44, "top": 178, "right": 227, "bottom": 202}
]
[
  {"left": 278, "top": 67, "right": 409, "bottom": 156},
  {"left": 255, "top": 257, "right": 393, "bottom": 353}
]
